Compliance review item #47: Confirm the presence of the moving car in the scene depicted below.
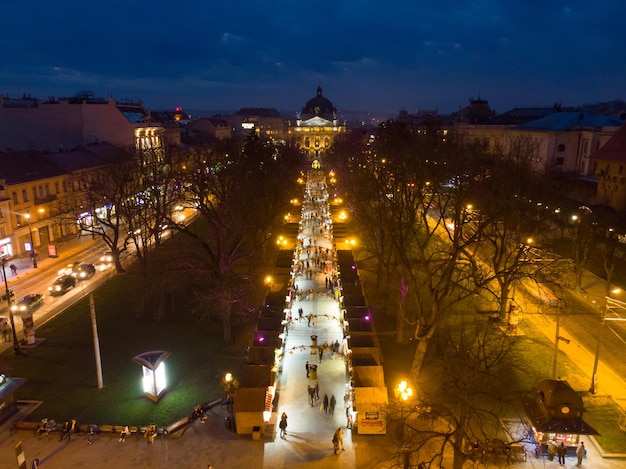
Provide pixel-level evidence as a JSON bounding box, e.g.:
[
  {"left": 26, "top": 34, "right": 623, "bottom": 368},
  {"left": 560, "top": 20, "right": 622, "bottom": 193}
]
[
  {"left": 57, "top": 262, "right": 96, "bottom": 280},
  {"left": 72, "top": 263, "right": 96, "bottom": 280},
  {"left": 48, "top": 275, "right": 77, "bottom": 296},
  {"left": 11, "top": 293, "right": 45, "bottom": 312},
  {"left": 100, "top": 251, "right": 113, "bottom": 263}
]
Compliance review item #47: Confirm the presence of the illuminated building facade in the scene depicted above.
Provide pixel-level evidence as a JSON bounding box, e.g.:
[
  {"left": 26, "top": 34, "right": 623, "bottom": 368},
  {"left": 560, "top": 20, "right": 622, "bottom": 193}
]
[{"left": 289, "top": 87, "right": 346, "bottom": 160}]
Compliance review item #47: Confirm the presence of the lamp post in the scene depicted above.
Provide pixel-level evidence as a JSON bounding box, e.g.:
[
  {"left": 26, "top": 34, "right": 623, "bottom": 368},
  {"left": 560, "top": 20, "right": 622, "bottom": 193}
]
[
  {"left": 1, "top": 259, "right": 21, "bottom": 355},
  {"left": 24, "top": 213, "right": 37, "bottom": 268},
  {"left": 590, "top": 296, "right": 626, "bottom": 393},
  {"left": 395, "top": 380, "right": 413, "bottom": 441},
  {"left": 221, "top": 371, "right": 239, "bottom": 432}
]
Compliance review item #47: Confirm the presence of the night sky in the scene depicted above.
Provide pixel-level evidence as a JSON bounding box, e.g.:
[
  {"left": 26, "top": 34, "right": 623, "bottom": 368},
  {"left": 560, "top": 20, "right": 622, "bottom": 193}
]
[{"left": 2, "top": 1, "right": 625, "bottom": 115}]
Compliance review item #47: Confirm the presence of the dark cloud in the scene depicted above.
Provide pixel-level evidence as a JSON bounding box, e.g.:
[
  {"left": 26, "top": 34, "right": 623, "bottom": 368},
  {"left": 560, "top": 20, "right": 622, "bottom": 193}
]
[{"left": 1, "top": 1, "right": 624, "bottom": 113}]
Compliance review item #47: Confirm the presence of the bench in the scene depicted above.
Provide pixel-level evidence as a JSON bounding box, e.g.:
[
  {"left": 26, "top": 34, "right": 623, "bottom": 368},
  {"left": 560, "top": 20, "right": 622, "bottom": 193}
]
[{"left": 98, "top": 424, "right": 115, "bottom": 436}]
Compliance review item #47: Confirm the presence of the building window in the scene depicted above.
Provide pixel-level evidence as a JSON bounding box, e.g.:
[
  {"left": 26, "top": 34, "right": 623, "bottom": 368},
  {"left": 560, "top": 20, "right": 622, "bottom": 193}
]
[
  {"left": 0, "top": 227, "right": 4, "bottom": 238},
  {"left": 558, "top": 144, "right": 565, "bottom": 152},
  {"left": 39, "top": 186, "right": 44, "bottom": 198},
  {"left": 23, "top": 189, "right": 29, "bottom": 202},
  {"left": 16, "top": 214, "right": 22, "bottom": 227},
  {"left": 45, "top": 184, "right": 50, "bottom": 195},
  {"left": 12, "top": 192, "right": 18, "bottom": 204},
  {"left": 555, "top": 157, "right": 564, "bottom": 165},
  {"left": 0, "top": 208, "right": 3, "bottom": 218},
  {"left": 55, "top": 182, "right": 60, "bottom": 194}
]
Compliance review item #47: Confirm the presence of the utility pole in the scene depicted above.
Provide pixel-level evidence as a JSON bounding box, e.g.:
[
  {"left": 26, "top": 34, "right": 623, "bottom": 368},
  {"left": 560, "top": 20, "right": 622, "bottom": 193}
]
[{"left": 90, "top": 293, "right": 104, "bottom": 389}]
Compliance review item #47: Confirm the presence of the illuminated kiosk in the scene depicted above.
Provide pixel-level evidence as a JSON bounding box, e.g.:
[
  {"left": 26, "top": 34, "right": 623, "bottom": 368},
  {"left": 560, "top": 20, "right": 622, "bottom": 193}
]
[
  {"left": 523, "top": 379, "right": 599, "bottom": 452},
  {"left": 133, "top": 351, "right": 171, "bottom": 403},
  {"left": 0, "top": 372, "right": 27, "bottom": 424}
]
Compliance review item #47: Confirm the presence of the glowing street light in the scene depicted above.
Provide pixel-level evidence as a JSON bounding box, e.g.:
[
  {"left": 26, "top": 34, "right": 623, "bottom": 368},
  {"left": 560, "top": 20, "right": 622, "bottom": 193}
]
[
  {"left": 395, "top": 380, "right": 413, "bottom": 441},
  {"left": 23, "top": 213, "right": 37, "bottom": 268},
  {"left": 396, "top": 380, "right": 413, "bottom": 401}
]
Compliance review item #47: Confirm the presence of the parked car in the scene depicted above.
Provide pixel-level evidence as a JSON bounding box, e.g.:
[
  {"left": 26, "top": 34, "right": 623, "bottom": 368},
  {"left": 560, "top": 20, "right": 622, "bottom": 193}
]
[
  {"left": 11, "top": 293, "right": 45, "bottom": 312},
  {"left": 72, "top": 263, "right": 96, "bottom": 280},
  {"left": 48, "top": 275, "right": 77, "bottom": 296}
]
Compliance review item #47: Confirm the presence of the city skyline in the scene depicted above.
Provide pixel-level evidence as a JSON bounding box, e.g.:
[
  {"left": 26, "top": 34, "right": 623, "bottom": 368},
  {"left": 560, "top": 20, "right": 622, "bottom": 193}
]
[{"left": 2, "top": 1, "right": 625, "bottom": 115}]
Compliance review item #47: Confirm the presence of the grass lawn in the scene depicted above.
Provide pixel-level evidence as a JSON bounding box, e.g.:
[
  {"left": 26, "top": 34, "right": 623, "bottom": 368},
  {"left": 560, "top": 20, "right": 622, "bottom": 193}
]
[{"left": 1, "top": 273, "right": 254, "bottom": 427}]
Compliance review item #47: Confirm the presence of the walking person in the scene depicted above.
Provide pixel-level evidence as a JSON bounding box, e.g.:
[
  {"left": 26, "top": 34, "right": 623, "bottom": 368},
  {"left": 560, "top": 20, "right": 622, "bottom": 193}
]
[
  {"left": 66, "top": 419, "right": 77, "bottom": 442},
  {"left": 547, "top": 439, "right": 557, "bottom": 461},
  {"left": 314, "top": 380, "right": 320, "bottom": 400},
  {"left": 307, "top": 385, "right": 315, "bottom": 406},
  {"left": 576, "top": 441, "right": 585, "bottom": 467},
  {"left": 279, "top": 412, "right": 288, "bottom": 439},
  {"left": 9, "top": 264, "right": 17, "bottom": 276},
  {"left": 346, "top": 406, "right": 353, "bottom": 429},
  {"left": 1, "top": 320, "right": 10, "bottom": 342},
  {"left": 87, "top": 425, "right": 96, "bottom": 445},
  {"left": 323, "top": 394, "right": 329, "bottom": 414},
  {"left": 329, "top": 394, "right": 337, "bottom": 417},
  {"left": 333, "top": 427, "right": 345, "bottom": 453},
  {"left": 557, "top": 442, "right": 567, "bottom": 465},
  {"left": 306, "top": 361, "right": 310, "bottom": 378},
  {"left": 59, "top": 421, "right": 69, "bottom": 441}
]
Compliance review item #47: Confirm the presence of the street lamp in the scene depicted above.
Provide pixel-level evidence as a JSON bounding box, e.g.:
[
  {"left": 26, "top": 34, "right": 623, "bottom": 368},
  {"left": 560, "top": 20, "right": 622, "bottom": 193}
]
[
  {"left": 395, "top": 380, "right": 413, "bottom": 441},
  {"left": 1, "top": 259, "right": 21, "bottom": 355},
  {"left": 24, "top": 213, "right": 37, "bottom": 268},
  {"left": 221, "top": 371, "right": 239, "bottom": 412}
]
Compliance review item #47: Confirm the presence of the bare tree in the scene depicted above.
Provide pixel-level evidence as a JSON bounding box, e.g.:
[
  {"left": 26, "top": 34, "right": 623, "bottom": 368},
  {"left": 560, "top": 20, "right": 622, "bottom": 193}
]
[
  {"left": 169, "top": 138, "right": 303, "bottom": 342},
  {"left": 389, "top": 317, "right": 526, "bottom": 469},
  {"left": 571, "top": 206, "right": 596, "bottom": 291},
  {"left": 63, "top": 148, "right": 138, "bottom": 273}
]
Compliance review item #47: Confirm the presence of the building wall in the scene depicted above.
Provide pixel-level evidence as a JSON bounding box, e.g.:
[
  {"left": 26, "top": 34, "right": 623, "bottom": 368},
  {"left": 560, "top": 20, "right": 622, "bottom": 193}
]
[
  {"left": 0, "top": 96, "right": 140, "bottom": 152},
  {"left": 6, "top": 174, "right": 71, "bottom": 257},
  {"left": 457, "top": 124, "right": 620, "bottom": 176},
  {"left": 594, "top": 159, "right": 626, "bottom": 211}
]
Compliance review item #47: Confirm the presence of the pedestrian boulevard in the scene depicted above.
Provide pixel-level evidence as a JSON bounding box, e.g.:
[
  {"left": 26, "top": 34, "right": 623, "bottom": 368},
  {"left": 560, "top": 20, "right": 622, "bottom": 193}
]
[{"left": 263, "top": 170, "right": 362, "bottom": 467}]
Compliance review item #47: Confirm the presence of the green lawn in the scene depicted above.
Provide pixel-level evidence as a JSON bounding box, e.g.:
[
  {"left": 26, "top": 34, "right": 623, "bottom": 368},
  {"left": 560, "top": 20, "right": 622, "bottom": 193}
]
[{"left": 2, "top": 274, "right": 254, "bottom": 427}]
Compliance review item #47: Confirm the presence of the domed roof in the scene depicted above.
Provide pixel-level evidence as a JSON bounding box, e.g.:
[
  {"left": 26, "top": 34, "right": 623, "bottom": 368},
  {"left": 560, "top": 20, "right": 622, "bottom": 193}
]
[{"left": 302, "top": 86, "right": 336, "bottom": 118}]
